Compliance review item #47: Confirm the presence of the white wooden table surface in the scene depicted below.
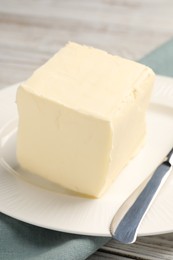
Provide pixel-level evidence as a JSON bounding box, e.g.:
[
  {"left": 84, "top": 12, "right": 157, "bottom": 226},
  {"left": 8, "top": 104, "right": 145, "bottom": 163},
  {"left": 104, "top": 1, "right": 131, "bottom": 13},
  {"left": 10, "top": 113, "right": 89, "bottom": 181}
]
[{"left": 0, "top": 1, "right": 173, "bottom": 259}]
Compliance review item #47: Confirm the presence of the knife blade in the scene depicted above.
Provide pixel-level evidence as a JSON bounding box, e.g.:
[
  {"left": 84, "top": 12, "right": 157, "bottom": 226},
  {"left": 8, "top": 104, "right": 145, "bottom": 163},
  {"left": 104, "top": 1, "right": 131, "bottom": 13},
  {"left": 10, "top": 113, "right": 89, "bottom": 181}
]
[{"left": 110, "top": 147, "right": 173, "bottom": 244}]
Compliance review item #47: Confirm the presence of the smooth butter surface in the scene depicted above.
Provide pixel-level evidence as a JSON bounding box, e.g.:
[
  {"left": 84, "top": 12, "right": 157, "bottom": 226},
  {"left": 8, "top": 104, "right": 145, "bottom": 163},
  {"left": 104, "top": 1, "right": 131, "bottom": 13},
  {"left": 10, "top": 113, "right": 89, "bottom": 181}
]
[
  {"left": 16, "top": 42, "right": 155, "bottom": 197},
  {"left": 24, "top": 42, "right": 154, "bottom": 118}
]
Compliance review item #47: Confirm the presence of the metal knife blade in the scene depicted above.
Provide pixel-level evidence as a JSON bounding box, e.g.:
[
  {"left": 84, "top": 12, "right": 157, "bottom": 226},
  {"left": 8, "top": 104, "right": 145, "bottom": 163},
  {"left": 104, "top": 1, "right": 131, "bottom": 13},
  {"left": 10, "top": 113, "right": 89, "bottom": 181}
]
[{"left": 110, "top": 147, "right": 173, "bottom": 244}]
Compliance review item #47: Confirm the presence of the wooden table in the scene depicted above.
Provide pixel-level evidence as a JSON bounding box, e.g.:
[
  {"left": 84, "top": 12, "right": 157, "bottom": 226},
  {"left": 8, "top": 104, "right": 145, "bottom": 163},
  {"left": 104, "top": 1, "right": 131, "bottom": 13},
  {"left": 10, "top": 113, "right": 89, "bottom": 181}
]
[{"left": 1, "top": 1, "right": 173, "bottom": 259}]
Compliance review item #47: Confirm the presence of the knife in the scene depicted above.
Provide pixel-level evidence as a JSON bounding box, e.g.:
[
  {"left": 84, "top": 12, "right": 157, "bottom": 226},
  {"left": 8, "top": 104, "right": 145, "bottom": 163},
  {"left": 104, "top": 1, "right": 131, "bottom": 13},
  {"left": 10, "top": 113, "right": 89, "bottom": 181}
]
[{"left": 110, "top": 147, "right": 173, "bottom": 244}]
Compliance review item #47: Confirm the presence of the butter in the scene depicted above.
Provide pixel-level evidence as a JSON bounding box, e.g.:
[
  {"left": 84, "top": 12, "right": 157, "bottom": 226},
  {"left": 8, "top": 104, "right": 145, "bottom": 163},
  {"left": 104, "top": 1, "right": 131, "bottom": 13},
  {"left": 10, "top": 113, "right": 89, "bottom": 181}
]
[{"left": 16, "top": 42, "right": 155, "bottom": 198}]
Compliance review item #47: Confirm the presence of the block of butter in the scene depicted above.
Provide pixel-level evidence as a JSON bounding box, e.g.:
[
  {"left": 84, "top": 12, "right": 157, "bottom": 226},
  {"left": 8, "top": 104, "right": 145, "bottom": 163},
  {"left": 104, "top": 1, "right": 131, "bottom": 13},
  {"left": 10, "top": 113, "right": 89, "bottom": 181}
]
[{"left": 16, "top": 42, "right": 155, "bottom": 198}]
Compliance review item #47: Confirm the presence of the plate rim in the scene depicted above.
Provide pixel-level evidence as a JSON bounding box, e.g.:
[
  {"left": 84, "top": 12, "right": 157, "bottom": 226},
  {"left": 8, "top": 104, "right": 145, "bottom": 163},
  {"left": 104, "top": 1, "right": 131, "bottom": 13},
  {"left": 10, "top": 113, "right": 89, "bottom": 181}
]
[{"left": 0, "top": 75, "right": 173, "bottom": 237}]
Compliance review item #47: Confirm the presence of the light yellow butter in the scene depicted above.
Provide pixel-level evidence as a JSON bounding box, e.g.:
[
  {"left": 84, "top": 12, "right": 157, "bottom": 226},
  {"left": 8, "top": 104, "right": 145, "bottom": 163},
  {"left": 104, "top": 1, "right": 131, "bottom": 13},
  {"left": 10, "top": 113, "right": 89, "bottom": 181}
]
[{"left": 16, "top": 42, "right": 155, "bottom": 198}]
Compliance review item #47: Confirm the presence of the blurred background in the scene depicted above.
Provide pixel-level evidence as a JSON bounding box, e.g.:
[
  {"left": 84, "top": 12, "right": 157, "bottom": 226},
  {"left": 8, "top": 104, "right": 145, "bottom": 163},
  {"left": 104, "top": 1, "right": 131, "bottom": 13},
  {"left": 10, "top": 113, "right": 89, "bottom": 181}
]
[
  {"left": 0, "top": 0, "right": 173, "bottom": 88},
  {"left": 1, "top": 1, "right": 173, "bottom": 259}
]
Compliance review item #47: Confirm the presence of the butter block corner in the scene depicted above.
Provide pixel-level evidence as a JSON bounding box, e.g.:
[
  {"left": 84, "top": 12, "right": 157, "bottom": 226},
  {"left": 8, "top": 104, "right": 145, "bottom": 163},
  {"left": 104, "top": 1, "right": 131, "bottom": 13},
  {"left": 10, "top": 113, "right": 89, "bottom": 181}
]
[{"left": 16, "top": 42, "right": 155, "bottom": 198}]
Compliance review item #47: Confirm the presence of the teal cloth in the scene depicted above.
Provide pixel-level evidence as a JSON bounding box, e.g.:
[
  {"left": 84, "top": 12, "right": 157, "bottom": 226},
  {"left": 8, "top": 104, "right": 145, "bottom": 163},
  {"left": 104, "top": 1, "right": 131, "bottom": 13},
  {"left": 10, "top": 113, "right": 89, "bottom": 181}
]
[
  {"left": 140, "top": 38, "right": 173, "bottom": 77},
  {"left": 1, "top": 38, "right": 173, "bottom": 260}
]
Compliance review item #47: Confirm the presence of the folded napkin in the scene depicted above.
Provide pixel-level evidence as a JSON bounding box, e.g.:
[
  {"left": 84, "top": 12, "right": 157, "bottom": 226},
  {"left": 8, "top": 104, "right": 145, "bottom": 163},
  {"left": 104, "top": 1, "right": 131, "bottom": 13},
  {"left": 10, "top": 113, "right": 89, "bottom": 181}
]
[
  {"left": 140, "top": 38, "right": 173, "bottom": 77},
  {"left": 1, "top": 38, "right": 173, "bottom": 260}
]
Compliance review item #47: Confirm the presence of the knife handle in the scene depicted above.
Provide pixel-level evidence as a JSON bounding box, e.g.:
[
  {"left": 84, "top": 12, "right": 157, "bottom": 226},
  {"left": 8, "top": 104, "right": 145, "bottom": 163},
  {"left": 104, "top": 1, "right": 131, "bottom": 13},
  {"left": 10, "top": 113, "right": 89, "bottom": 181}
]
[{"left": 111, "top": 161, "right": 172, "bottom": 244}]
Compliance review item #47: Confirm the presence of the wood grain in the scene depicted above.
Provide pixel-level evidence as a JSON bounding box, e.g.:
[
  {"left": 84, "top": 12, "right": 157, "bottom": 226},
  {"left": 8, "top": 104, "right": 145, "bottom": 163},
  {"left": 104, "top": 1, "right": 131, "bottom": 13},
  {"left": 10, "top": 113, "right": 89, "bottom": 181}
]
[
  {"left": 94, "top": 234, "right": 173, "bottom": 259},
  {"left": 1, "top": 0, "right": 173, "bottom": 88},
  {"left": 0, "top": 0, "right": 173, "bottom": 259}
]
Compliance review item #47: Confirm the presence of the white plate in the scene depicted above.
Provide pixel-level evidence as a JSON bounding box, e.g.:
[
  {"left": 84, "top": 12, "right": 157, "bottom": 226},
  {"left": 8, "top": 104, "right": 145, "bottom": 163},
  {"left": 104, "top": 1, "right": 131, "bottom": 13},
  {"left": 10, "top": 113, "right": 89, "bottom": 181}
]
[{"left": 0, "top": 75, "right": 173, "bottom": 237}]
